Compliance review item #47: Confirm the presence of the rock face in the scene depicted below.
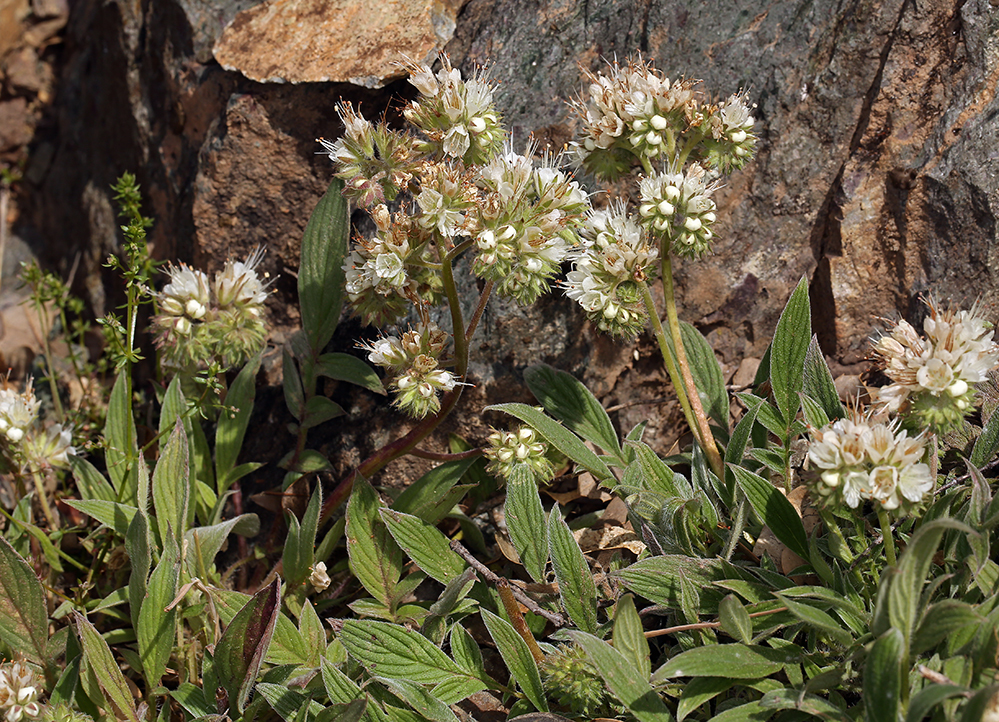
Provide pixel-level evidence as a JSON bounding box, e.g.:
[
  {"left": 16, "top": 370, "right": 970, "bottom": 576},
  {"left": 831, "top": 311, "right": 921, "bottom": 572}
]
[{"left": 9, "top": 0, "right": 999, "bottom": 464}]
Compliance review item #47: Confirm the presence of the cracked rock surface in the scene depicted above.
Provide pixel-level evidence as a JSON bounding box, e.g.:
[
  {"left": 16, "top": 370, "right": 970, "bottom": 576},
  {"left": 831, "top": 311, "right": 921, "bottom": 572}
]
[{"left": 5, "top": 0, "right": 999, "bottom": 470}]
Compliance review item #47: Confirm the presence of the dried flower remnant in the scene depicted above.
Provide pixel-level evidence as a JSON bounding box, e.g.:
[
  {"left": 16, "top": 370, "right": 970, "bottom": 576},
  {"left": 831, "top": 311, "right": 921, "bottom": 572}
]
[
  {"left": 563, "top": 203, "right": 659, "bottom": 337},
  {"left": 873, "top": 299, "right": 999, "bottom": 433},
  {"left": 807, "top": 411, "right": 933, "bottom": 514},
  {"left": 309, "top": 562, "right": 331, "bottom": 593},
  {"left": 483, "top": 426, "right": 554, "bottom": 483}
]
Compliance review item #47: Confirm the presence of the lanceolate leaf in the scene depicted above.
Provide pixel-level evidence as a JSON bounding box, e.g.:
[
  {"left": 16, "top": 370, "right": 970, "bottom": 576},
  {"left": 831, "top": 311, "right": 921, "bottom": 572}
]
[
  {"left": 317, "top": 352, "right": 386, "bottom": 395},
  {"left": 802, "top": 335, "right": 845, "bottom": 421},
  {"left": 392, "top": 456, "right": 478, "bottom": 524},
  {"left": 548, "top": 506, "right": 597, "bottom": 633},
  {"left": 339, "top": 619, "right": 465, "bottom": 684},
  {"left": 379, "top": 508, "right": 466, "bottom": 584},
  {"left": 665, "top": 321, "right": 729, "bottom": 430},
  {"left": 216, "top": 353, "right": 262, "bottom": 493},
  {"left": 729, "top": 465, "right": 809, "bottom": 562},
  {"left": 569, "top": 631, "right": 674, "bottom": 722},
  {"left": 652, "top": 644, "right": 790, "bottom": 682},
  {"left": 299, "top": 177, "right": 349, "bottom": 353},
  {"left": 346, "top": 477, "right": 403, "bottom": 607},
  {"left": 505, "top": 465, "right": 549, "bottom": 583},
  {"left": 486, "top": 402, "right": 614, "bottom": 482},
  {"left": 864, "top": 628, "right": 904, "bottom": 722},
  {"left": 524, "top": 364, "right": 624, "bottom": 462},
  {"left": 73, "top": 612, "right": 140, "bottom": 721},
  {"left": 770, "top": 276, "right": 811, "bottom": 424},
  {"left": 480, "top": 609, "right": 547, "bottom": 712},
  {"left": 215, "top": 579, "right": 282, "bottom": 714},
  {"left": 613, "top": 595, "right": 651, "bottom": 681},
  {"left": 0, "top": 536, "right": 47, "bottom": 665},
  {"left": 125, "top": 510, "right": 151, "bottom": 634},
  {"left": 152, "top": 421, "right": 191, "bottom": 547},
  {"left": 105, "top": 371, "right": 140, "bottom": 506},
  {"left": 137, "top": 534, "right": 180, "bottom": 687}
]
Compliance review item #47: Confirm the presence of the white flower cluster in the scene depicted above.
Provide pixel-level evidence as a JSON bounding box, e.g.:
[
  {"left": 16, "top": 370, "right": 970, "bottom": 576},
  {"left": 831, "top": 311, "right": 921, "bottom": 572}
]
[
  {"left": 473, "top": 147, "right": 590, "bottom": 304},
  {"left": 342, "top": 207, "right": 442, "bottom": 327},
  {"left": 638, "top": 162, "right": 719, "bottom": 258},
  {"left": 484, "top": 426, "right": 554, "bottom": 483},
  {"left": 568, "top": 58, "right": 756, "bottom": 179},
  {"left": 0, "top": 380, "right": 40, "bottom": 444},
  {"left": 402, "top": 55, "right": 505, "bottom": 166},
  {"left": 873, "top": 300, "right": 999, "bottom": 432},
  {"left": 563, "top": 203, "right": 659, "bottom": 337},
  {"left": 154, "top": 249, "right": 273, "bottom": 370},
  {"left": 0, "top": 661, "right": 41, "bottom": 722},
  {"left": 360, "top": 322, "right": 461, "bottom": 419},
  {"left": 808, "top": 414, "right": 933, "bottom": 512}
]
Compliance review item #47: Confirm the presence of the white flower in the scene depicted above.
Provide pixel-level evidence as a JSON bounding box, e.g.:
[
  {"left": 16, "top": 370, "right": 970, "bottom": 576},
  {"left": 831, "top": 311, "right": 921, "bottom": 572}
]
[
  {"left": 214, "top": 247, "right": 271, "bottom": 310},
  {"left": 309, "top": 562, "right": 331, "bottom": 593},
  {"left": 160, "top": 264, "right": 210, "bottom": 319}
]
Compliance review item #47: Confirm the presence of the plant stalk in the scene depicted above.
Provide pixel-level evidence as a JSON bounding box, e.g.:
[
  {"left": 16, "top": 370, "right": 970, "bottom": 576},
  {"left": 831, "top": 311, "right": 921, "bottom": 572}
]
[
  {"left": 876, "top": 506, "right": 897, "bottom": 567},
  {"left": 659, "top": 253, "right": 725, "bottom": 479}
]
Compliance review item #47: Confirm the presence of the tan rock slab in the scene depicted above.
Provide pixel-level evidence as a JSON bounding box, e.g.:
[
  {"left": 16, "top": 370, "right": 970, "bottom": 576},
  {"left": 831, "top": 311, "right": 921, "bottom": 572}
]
[{"left": 213, "top": 0, "right": 465, "bottom": 87}]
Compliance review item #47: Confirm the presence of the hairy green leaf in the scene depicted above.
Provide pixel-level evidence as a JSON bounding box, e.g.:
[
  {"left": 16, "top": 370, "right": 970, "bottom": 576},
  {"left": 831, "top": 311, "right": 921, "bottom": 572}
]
[
  {"left": 300, "top": 177, "right": 349, "bottom": 352},
  {"left": 505, "top": 465, "right": 549, "bottom": 583},
  {"left": 137, "top": 535, "right": 180, "bottom": 686},
  {"left": 377, "top": 677, "right": 460, "bottom": 722},
  {"left": 152, "top": 421, "right": 190, "bottom": 546},
  {"left": 864, "top": 628, "right": 904, "bottom": 722},
  {"left": 665, "top": 321, "right": 729, "bottom": 430},
  {"left": 339, "top": 619, "right": 465, "bottom": 684},
  {"left": 653, "top": 644, "right": 790, "bottom": 682},
  {"left": 380, "top": 508, "right": 465, "bottom": 584},
  {"left": 216, "top": 353, "right": 261, "bottom": 492},
  {"left": 73, "top": 612, "right": 140, "bottom": 721},
  {"left": 613, "top": 595, "right": 650, "bottom": 681},
  {"left": 524, "top": 364, "right": 624, "bottom": 462},
  {"left": 729, "top": 466, "right": 809, "bottom": 561},
  {"left": 803, "top": 335, "right": 845, "bottom": 421},
  {"left": 486, "top": 402, "right": 614, "bottom": 482},
  {"left": 346, "top": 478, "right": 403, "bottom": 607},
  {"left": 718, "top": 594, "right": 753, "bottom": 645},
  {"left": 393, "top": 457, "right": 478, "bottom": 524},
  {"left": 70, "top": 457, "right": 116, "bottom": 503},
  {"left": 317, "top": 352, "right": 386, "bottom": 395},
  {"left": 770, "top": 276, "right": 811, "bottom": 424},
  {"left": 548, "top": 506, "right": 597, "bottom": 633},
  {"left": 0, "top": 536, "right": 47, "bottom": 665},
  {"left": 480, "top": 609, "right": 547, "bottom": 712},
  {"left": 569, "top": 631, "right": 673, "bottom": 722},
  {"left": 105, "top": 371, "right": 140, "bottom": 506}
]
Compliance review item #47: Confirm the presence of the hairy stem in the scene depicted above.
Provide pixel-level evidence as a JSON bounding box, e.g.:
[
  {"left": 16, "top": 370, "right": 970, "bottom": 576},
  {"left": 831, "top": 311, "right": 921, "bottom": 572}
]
[
  {"left": 877, "top": 506, "right": 897, "bottom": 567},
  {"left": 659, "top": 253, "right": 725, "bottom": 479}
]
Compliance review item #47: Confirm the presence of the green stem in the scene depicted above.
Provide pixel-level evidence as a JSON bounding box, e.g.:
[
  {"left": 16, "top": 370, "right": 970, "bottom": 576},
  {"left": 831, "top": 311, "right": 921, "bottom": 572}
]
[
  {"left": 876, "top": 506, "right": 897, "bottom": 567},
  {"left": 722, "top": 497, "right": 747, "bottom": 562},
  {"left": 30, "top": 467, "right": 58, "bottom": 530},
  {"left": 658, "top": 253, "right": 725, "bottom": 479},
  {"left": 641, "top": 283, "right": 698, "bottom": 444}
]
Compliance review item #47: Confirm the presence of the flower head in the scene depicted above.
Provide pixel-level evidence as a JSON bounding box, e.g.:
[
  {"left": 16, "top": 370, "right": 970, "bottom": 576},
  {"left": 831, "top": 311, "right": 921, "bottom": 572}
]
[
  {"left": 807, "top": 410, "right": 933, "bottom": 514},
  {"left": 402, "top": 55, "right": 505, "bottom": 166},
  {"left": 472, "top": 147, "right": 589, "bottom": 304},
  {"left": 638, "top": 162, "right": 720, "bottom": 258},
  {"left": 484, "top": 426, "right": 555, "bottom": 483},
  {"left": 21, "top": 424, "right": 76, "bottom": 471},
  {"left": 0, "top": 381, "right": 40, "bottom": 444},
  {"left": 0, "top": 662, "right": 42, "bottom": 722},
  {"left": 563, "top": 203, "right": 658, "bottom": 337},
  {"left": 873, "top": 299, "right": 999, "bottom": 433}
]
